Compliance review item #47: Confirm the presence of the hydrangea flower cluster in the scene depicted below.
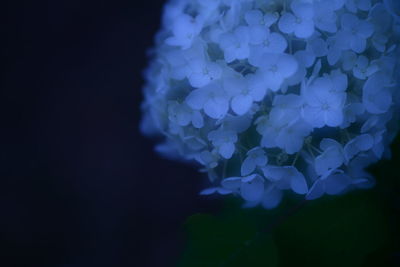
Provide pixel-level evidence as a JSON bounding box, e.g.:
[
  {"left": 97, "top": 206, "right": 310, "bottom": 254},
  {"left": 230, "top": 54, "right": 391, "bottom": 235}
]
[{"left": 141, "top": 0, "right": 400, "bottom": 209}]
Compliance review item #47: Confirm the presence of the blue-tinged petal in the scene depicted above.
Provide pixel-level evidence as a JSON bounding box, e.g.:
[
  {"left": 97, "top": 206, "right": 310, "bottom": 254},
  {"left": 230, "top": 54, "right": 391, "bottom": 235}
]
[
  {"left": 302, "top": 106, "right": 325, "bottom": 128},
  {"left": 278, "top": 54, "right": 299, "bottom": 78},
  {"left": 289, "top": 167, "right": 308, "bottom": 194},
  {"left": 240, "top": 175, "right": 264, "bottom": 202},
  {"left": 249, "top": 25, "right": 268, "bottom": 45},
  {"left": 186, "top": 88, "right": 209, "bottom": 110},
  {"left": 204, "top": 96, "right": 229, "bottom": 119},
  {"left": 363, "top": 74, "right": 393, "bottom": 114},
  {"left": 320, "top": 138, "right": 343, "bottom": 151},
  {"left": 191, "top": 111, "right": 204, "bottom": 128},
  {"left": 306, "top": 179, "right": 325, "bottom": 200},
  {"left": 325, "top": 174, "right": 351, "bottom": 195},
  {"left": 291, "top": 1, "right": 314, "bottom": 19},
  {"left": 324, "top": 108, "right": 344, "bottom": 127},
  {"left": 278, "top": 13, "right": 296, "bottom": 34},
  {"left": 344, "top": 134, "right": 374, "bottom": 162},
  {"left": 231, "top": 94, "right": 253, "bottom": 115},
  {"left": 308, "top": 38, "right": 328, "bottom": 57},
  {"left": 357, "top": 0, "right": 372, "bottom": 11},
  {"left": 350, "top": 35, "right": 366, "bottom": 53},
  {"left": 262, "top": 165, "right": 285, "bottom": 182},
  {"left": 241, "top": 156, "right": 256, "bottom": 176},
  {"left": 245, "top": 10, "right": 263, "bottom": 26},
  {"left": 341, "top": 13, "right": 358, "bottom": 29},
  {"left": 221, "top": 177, "right": 241, "bottom": 190},
  {"left": 200, "top": 187, "right": 232, "bottom": 195},
  {"left": 269, "top": 33, "right": 288, "bottom": 53},
  {"left": 219, "top": 142, "right": 235, "bottom": 159},
  {"left": 357, "top": 20, "right": 374, "bottom": 38},
  {"left": 315, "top": 145, "right": 344, "bottom": 176},
  {"left": 294, "top": 20, "right": 314, "bottom": 39},
  {"left": 261, "top": 185, "right": 283, "bottom": 209},
  {"left": 295, "top": 50, "right": 315, "bottom": 68}
]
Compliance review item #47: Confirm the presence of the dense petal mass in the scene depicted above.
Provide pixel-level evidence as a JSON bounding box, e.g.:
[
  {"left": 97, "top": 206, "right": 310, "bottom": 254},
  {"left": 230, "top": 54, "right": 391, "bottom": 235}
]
[{"left": 142, "top": 0, "right": 400, "bottom": 209}]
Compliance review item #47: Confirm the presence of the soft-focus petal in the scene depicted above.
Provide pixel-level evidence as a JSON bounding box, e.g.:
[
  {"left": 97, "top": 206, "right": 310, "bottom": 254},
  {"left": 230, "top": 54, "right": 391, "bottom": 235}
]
[
  {"left": 278, "top": 13, "right": 296, "bottom": 34},
  {"left": 231, "top": 94, "right": 253, "bottom": 115},
  {"left": 261, "top": 185, "right": 283, "bottom": 209},
  {"left": 241, "top": 175, "right": 265, "bottom": 202}
]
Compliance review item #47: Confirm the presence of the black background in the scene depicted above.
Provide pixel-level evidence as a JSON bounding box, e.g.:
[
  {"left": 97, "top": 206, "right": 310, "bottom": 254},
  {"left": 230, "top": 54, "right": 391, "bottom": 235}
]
[
  {"left": 2, "top": 1, "right": 400, "bottom": 267},
  {"left": 1, "top": 1, "right": 222, "bottom": 266}
]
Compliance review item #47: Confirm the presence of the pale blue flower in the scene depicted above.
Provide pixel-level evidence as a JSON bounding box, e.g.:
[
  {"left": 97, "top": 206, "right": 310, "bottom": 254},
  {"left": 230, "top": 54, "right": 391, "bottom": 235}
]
[
  {"left": 384, "top": 0, "right": 400, "bottom": 22},
  {"left": 200, "top": 186, "right": 231, "bottom": 195},
  {"left": 218, "top": 26, "right": 250, "bottom": 63},
  {"left": 362, "top": 73, "right": 392, "bottom": 114},
  {"left": 313, "top": 1, "right": 338, "bottom": 33},
  {"left": 278, "top": 1, "right": 315, "bottom": 39},
  {"left": 187, "top": 58, "right": 222, "bottom": 88},
  {"left": 253, "top": 53, "right": 298, "bottom": 91},
  {"left": 165, "top": 14, "right": 203, "bottom": 49},
  {"left": 314, "top": 139, "right": 345, "bottom": 177},
  {"left": 262, "top": 165, "right": 308, "bottom": 194},
  {"left": 168, "top": 101, "right": 204, "bottom": 128},
  {"left": 245, "top": 9, "right": 278, "bottom": 27},
  {"left": 208, "top": 128, "right": 238, "bottom": 159},
  {"left": 307, "top": 173, "right": 351, "bottom": 200},
  {"left": 248, "top": 26, "right": 288, "bottom": 63},
  {"left": 185, "top": 82, "right": 230, "bottom": 119},
  {"left": 302, "top": 72, "right": 348, "bottom": 128},
  {"left": 338, "top": 13, "right": 374, "bottom": 53},
  {"left": 224, "top": 72, "right": 267, "bottom": 115},
  {"left": 346, "top": 0, "right": 372, "bottom": 13},
  {"left": 344, "top": 134, "right": 374, "bottom": 163},
  {"left": 142, "top": 0, "right": 400, "bottom": 209},
  {"left": 352, "top": 56, "right": 379, "bottom": 80},
  {"left": 241, "top": 147, "right": 268, "bottom": 176},
  {"left": 221, "top": 174, "right": 265, "bottom": 202}
]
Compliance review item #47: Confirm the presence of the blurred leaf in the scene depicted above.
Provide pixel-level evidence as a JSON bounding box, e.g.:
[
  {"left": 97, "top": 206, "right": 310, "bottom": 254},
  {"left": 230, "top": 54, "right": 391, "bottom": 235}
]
[
  {"left": 178, "top": 212, "right": 278, "bottom": 267},
  {"left": 274, "top": 191, "right": 389, "bottom": 267}
]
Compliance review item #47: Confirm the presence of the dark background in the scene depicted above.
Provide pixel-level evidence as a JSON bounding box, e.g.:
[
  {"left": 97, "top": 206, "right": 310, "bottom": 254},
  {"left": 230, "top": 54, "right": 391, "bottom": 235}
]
[
  {"left": 2, "top": 1, "right": 400, "bottom": 267},
  {"left": 1, "top": 1, "right": 222, "bottom": 266}
]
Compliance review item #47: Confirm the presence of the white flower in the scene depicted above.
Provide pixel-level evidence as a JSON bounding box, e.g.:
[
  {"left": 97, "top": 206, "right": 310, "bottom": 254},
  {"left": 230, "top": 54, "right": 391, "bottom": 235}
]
[
  {"left": 346, "top": 0, "right": 372, "bottom": 13},
  {"left": 344, "top": 134, "right": 374, "bottom": 163},
  {"left": 338, "top": 13, "right": 374, "bottom": 53},
  {"left": 306, "top": 173, "right": 351, "bottom": 200},
  {"left": 224, "top": 72, "right": 267, "bottom": 115},
  {"left": 142, "top": 0, "right": 400, "bottom": 209},
  {"left": 302, "top": 71, "right": 348, "bottom": 128},
  {"left": 185, "top": 81, "right": 230, "bottom": 119},
  {"left": 262, "top": 165, "right": 309, "bottom": 195},
  {"left": 165, "top": 14, "right": 203, "bottom": 49},
  {"left": 245, "top": 9, "right": 279, "bottom": 27},
  {"left": 313, "top": 1, "right": 338, "bottom": 33},
  {"left": 221, "top": 174, "right": 265, "bottom": 202},
  {"left": 253, "top": 53, "right": 298, "bottom": 91},
  {"left": 248, "top": 26, "right": 288, "bottom": 62},
  {"left": 352, "top": 56, "right": 379, "bottom": 80},
  {"left": 168, "top": 101, "right": 204, "bottom": 128},
  {"left": 278, "top": 0, "right": 315, "bottom": 39},
  {"left": 362, "top": 73, "right": 392, "bottom": 114},
  {"left": 314, "top": 139, "right": 345, "bottom": 177},
  {"left": 218, "top": 26, "right": 250, "bottom": 63},
  {"left": 241, "top": 147, "right": 268, "bottom": 176},
  {"left": 187, "top": 58, "right": 222, "bottom": 88},
  {"left": 384, "top": 0, "right": 400, "bottom": 22},
  {"left": 208, "top": 128, "right": 238, "bottom": 159}
]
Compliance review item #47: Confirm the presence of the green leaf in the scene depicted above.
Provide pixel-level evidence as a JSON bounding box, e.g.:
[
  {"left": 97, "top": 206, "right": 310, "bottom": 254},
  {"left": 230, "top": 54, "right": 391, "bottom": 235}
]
[
  {"left": 274, "top": 191, "right": 390, "bottom": 267},
  {"left": 178, "top": 211, "right": 278, "bottom": 267}
]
